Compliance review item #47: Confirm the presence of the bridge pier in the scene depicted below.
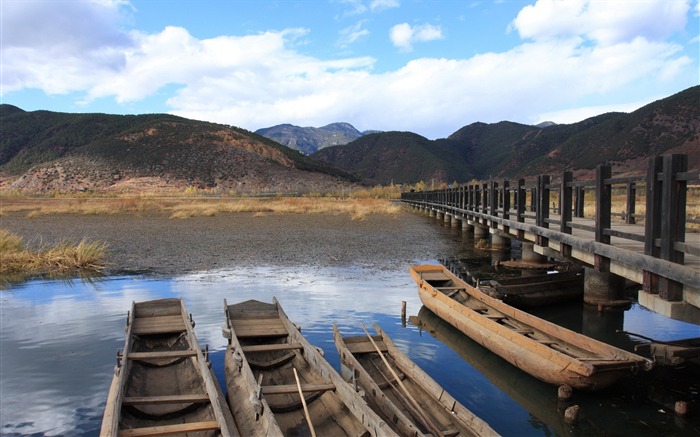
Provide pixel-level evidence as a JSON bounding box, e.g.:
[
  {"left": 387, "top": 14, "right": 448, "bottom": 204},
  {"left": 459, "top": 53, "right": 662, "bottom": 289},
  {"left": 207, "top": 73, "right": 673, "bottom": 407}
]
[
  {"left": 451, "top": 215, "right": 460, "bottom": 228},
  {"left": 462, "top": 220, "right": 473, "bottom": 233},
  {"left": 473, "top": 225, "right": 488, "bottom": 239},
  {"left": 583, "top": 268, "right": 629, "bottom": 309},
  {"left": 522, "top": 243, "right": 547, "bottom": 265},
  {"left": 429, "top": 208, "right": 436, "bottom": 218},
  {"left": 444, "top": 212, "right": 452, "bottom": 224},
  {"left": 491, "top": 231, "right": 511, "bottom": 250}
]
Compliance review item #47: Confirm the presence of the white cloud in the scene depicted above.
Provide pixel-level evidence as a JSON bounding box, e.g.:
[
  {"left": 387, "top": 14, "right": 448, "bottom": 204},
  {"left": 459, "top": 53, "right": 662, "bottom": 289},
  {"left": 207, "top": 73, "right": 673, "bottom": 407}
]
[
  {"left": 1, "top": 0, "right": 133, "bottom": 94},
  {"left": 370, "top": 0, "right": 400, "bottom": 11},
  {"left": 338, "top": 20, "right": 370, "bottom": 47},
  {"left": 389, "top": 23, "right": 444, "bottom": 52},
  {"left": 511, "top": 0, "right": 690, "bottom": 46},
  {"left": 1, "top": 0, "right": 696, "bottom": 139}
]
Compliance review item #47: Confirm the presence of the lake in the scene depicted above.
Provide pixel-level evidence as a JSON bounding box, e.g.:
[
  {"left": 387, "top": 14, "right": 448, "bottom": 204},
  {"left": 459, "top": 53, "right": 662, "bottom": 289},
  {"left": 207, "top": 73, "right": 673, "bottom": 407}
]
[{"left": 1, "top": 224, "right": 699, "bottom": 436}]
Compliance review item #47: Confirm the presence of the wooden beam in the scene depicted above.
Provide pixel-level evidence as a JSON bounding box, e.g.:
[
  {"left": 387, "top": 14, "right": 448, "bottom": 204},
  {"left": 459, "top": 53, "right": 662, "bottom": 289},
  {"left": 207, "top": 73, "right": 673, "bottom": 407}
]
[
  {"left": 126, "top": 350, "right": 197, "bottom": 360},
  {"left": 261, "top": 383, "right": 336, "bottom": 395},
  {"left": 122, "top": 394, "right": 210, "bottom": 405},
  {"left": 241, "top": 343, "right": 303, "bottom": 353},
  {"left": 118, "top": 421, "right": 219, "bottom": 437}
]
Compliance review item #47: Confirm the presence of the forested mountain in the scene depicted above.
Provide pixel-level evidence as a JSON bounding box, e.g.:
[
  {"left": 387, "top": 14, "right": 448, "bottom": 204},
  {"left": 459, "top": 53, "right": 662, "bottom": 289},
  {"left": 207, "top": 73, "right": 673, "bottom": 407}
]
[
  {"left": 311, "top": 86, "right": 699, "bottom": 184},
  {"left": 0, "top": 107, "right": 357, "bottom": 193},
  {"left": 2, "top": 86, "right": 697, "bottom": 192}
]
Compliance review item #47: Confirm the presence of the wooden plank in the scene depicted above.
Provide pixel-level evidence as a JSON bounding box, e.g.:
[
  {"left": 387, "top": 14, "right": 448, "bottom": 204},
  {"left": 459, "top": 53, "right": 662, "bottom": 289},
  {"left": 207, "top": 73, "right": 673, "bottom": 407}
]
[
  {"left": 118, "top": 421, "right": 219, "bottom": 437},
  {"left": 261, "top": 383, "right": 336, "bottom": 395},
  {"left": 241, "top": 343, "right": 303, "bottom": 353},
  {"left": 122, "top": 394, "right": 210, "bottom": 405},
  {"left": 232, "top": 318, "right": 287, "bottom": 337},
  {"left": 131, "top": 315, "right": 185, "bottom": 335},
  {"left": 127, "top": 350, "right": 197, "bottom": 360},
  {"left": 346, "top": 340, "right": 388, "bottom": 354}
]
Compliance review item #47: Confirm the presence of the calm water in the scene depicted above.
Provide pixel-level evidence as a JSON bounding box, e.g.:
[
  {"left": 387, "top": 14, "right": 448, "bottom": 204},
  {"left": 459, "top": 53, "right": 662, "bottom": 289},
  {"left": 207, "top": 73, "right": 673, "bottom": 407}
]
[{"left": 2, "top": 227, "right": 699, "bottom": 436}]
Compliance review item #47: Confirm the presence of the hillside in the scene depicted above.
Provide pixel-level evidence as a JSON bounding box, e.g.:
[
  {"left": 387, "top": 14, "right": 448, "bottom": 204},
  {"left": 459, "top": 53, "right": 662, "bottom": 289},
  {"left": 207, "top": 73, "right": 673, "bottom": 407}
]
[
  {"left": 312, "top": 86, "right": 699, "bottom": 184},
  {"left": 255, "top": 122, "right": 376, "bottom": 155},
  {"left": 0, "top": 107, "right": 357, "bottom": 193}
]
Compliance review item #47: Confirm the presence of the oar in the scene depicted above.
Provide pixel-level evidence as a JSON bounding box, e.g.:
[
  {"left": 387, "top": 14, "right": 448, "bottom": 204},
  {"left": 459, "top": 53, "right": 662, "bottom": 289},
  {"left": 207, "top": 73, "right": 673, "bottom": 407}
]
[
  {"left": 293, "top": 367, "right": 316, "bottom": 437},
  {"left": 360, "top": 323, "right": 443, "bottom": 437}
]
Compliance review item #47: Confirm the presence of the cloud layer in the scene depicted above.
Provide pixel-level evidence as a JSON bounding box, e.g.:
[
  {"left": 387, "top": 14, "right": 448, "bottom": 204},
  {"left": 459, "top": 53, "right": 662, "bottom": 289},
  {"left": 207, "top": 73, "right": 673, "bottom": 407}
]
[{"left": 1, "top": 0, "right": 697, "bottom": 139}]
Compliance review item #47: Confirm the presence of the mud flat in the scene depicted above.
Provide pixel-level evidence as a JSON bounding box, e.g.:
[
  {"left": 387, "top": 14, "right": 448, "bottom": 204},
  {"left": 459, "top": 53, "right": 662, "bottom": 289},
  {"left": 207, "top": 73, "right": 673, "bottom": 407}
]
[{"left": 2, "top": 210, "right": 454, "bottom": 277}]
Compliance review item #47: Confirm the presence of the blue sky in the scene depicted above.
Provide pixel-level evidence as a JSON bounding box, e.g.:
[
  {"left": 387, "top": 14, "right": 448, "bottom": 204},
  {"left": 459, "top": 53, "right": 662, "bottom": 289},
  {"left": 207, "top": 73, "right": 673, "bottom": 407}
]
[{"left": 2, "top": 0, "right": 698, "bottom": 139}]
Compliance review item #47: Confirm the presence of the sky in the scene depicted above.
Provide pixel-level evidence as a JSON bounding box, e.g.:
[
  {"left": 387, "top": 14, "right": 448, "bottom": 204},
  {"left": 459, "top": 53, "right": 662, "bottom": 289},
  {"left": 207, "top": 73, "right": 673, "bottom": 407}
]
[{"left": 1, "top": 0, "right": 698, "bottom": 140}]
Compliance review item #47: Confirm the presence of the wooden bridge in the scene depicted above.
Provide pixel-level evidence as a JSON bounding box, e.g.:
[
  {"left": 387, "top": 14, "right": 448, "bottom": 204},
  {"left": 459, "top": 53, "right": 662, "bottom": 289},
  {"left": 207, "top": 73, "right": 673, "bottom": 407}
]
[{"left": 401, "top": 154, "right": 700, "bottom": 324}]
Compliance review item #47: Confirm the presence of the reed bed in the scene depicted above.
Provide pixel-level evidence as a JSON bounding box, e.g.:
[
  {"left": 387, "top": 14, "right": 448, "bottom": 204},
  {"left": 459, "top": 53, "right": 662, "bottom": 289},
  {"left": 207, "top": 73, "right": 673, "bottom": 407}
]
[
  {"left": 2, "top": 196, "right": 404, "bottom": 221},
  {"left": 0, "top": 229, "right": 107, "bottom": 277}
]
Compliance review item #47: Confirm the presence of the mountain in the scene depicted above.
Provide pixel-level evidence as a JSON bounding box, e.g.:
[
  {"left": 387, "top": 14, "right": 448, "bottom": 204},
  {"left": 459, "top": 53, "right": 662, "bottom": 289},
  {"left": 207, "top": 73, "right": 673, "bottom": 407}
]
[
  {"left": 0, "top": 107, "right": 357, "bottom": 193},
  {"left": 312, "top": 86, "right": 699, "bottom": 184},
  {"left": 255, "top": 122, "right": 375, "bottom": 155}
]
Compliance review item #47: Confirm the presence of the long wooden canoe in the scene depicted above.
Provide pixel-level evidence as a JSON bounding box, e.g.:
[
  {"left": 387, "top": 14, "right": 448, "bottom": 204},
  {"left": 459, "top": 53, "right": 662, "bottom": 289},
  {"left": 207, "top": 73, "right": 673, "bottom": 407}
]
[
  {"left": 334, "top": 322, "right": 500, "bottom": 437},
  {"left": 410, "top": 265, "right": 653, "bottom": 390},
  {"left": 222, "top": 298, "right": 398, "bottom": 437},
  {"left": 478, "top": 270, "right": 583, "bottom": 307},
  {"left": 101, "top": 298, "right": 237, "bottom": 437}
]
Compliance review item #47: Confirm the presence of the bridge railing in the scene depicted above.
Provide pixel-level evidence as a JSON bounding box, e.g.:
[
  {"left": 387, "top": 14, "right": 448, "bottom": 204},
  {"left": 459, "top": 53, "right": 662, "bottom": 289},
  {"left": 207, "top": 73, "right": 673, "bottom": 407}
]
[{"left": 401, "top": 154, "right": 699, "bottom": 302}]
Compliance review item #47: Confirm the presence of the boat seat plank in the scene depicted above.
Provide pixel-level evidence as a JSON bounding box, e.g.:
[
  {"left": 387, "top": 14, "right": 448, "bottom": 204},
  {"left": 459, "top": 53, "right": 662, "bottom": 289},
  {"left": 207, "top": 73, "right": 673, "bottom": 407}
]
[
  {"left": 231, "top": 318, "right": 287, "bottom": 337},
  {"left": 131, "top": 315, "right": 186, "bottom": 335},
  {"left": 346, "top": 340, "right": 388, "bottom": 354},
  {"left": 261, "top": 383, "right": 336, "bottom": 395},
  {"left": 241, "top": 343, "right": 303, "bottom": 353},
  {"left": 435, "top": 286, "right": 464, "bottom": 290},
  {"left": 118, "top": 421, "right": 219, "bottom": 437},
  {"left": 122, "top": 394, "right": 210, "bottom": 405},
  {"left": 483, "top": 314, "right": 505, "bottom": 320},
  {"left": 127, "top": 350, "right": 197, "bottom": 360}
]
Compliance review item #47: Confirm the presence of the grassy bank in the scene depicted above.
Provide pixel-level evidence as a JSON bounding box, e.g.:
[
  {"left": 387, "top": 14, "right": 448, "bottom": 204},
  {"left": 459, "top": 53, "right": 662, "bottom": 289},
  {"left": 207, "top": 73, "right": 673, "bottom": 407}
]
[
  {"left": 0, "top": 229, "right": 107, "bottom": 279},
  {"left": 0, "top": 196, "right": 403, "bottom": 221}
]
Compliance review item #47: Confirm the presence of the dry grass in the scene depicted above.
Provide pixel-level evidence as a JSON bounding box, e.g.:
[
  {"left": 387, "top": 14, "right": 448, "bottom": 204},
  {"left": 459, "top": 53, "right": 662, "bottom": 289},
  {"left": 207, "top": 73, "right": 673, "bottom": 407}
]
[
  {"left": 1, "top": 196, "right": 404, "bottom": 220},
  {"left": 0, "top": 229, "right": 108, "bottom": 277}
]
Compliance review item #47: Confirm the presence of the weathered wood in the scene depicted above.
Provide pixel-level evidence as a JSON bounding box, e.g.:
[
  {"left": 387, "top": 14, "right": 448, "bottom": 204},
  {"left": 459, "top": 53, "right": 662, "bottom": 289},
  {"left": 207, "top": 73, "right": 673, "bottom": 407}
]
[
  {"left": 122, "top": 394, "right": 210, "bottom": 405},
  {"left": 118, "top": 421, "right": 220, "bottom": 437},
  {"left": 101, "top": 298, "right": 238, "bottom": 437},
  {"left": 410, "top": 265, "right": 652, "bottom": 390},
  {"left": 334, "top": 323, "right": 500, "bottom": 437},
  {"left": 224, "top": 299, "right": 398, "bottom": 437}
]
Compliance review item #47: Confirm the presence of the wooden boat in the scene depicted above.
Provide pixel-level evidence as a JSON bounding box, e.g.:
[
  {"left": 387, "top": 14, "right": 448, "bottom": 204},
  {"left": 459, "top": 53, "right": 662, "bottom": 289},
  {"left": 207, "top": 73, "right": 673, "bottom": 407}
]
[
  {"left": 101, "top": 298, "right": 237, "bottom": 437},
  {"left": 409, "top": 306, "right": 603, "bottom": 436},
  {"left": 477, "top": 270, "right": 583, "bottom": 307},
  {"left": 333, "top": 322, "right": 500, "bottom": 437},
  {"left": 222, "top": 298, "right": 398, "bottom": 437},
  {"left": 623, "top": 331, "right": 700, "bottom": 366},
  {"left": 410, "top": 264, "right": 653, "bottom": 390}
]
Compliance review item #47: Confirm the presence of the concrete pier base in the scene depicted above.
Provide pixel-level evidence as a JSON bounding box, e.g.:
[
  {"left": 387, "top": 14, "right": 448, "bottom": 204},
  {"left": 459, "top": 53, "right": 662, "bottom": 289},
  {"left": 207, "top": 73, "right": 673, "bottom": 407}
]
[
  {"left": 583, "top": 267, "right": 629, "bottom": 309},
  {"left": 522, "top": 243, "right": 547, "bottom": 264},
  {"left": 491, "top": 232, "right": 511, "bottom": 250},
  {"left": 444, "top": 213, "right": 452, "bottom": 224},
  {"left": 462, "top": 220, "right": 473, "bottom": 233},
  {"left": 429, "top": 209, "right": 436, "bottom": 218},
  {"left": 451, "top": 215, "right": 460, "bottom": 227},
  {"left": 473, "top": 225, "right": 488, "bottom": 239},
  {"left": 436, "top": 211, "right": 444, "bottom": 220}
]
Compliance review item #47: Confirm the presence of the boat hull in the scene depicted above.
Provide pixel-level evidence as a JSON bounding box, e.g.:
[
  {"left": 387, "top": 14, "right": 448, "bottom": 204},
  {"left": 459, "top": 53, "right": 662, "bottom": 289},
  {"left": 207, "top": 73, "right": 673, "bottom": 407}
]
[
  {"left": 411, "top": 265, "right": 651, "bottom": 390},
  {"left": 334, "top": 323, "right": 500, "bottom": 437},
  {"left": 101, "top": 298, "right": 237, "bottom": 437},
  {"left": 223, "top": 298, "right": 397, "bottom": 437}
]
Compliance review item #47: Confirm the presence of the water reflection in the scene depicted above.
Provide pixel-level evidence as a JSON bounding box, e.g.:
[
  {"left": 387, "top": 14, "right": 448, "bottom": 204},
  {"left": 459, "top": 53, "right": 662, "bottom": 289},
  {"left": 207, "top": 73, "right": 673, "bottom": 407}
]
[{"left": 1, "top": 263, "right": 699, "bottom": 436}]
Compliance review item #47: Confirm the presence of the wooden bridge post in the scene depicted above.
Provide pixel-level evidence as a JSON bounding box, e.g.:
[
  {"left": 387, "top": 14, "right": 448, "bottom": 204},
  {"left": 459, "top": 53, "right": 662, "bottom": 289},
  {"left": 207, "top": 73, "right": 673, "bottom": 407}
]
[
  {"left": 625, "top": 182, "right": 636, "bottom": 224},
  {"left": 658, "top": 154, "right": 687, "bottom": 301},
  {"left": 502, "top": 180, "right": 510, "bottom": 235},
  {"left": 560, "top": 172, "right": 573, "bottom": 257},
  {"left": 594, "top": 164, "right": 612, "bottom": 271},
  {"left": 516, "top": 178, "right": 525, "bottom": 239},
  {"left": 536, "top": 175, "right": 550, "bottom": 248},
  {"left": 574, "top": 186, "right": 585, "bottom": 218},
  {"left": 489, "top": 181, "right": 498, "bottom": 228},
  {"left": 643, "top": 156, "right": 663, "bottom": 293}
]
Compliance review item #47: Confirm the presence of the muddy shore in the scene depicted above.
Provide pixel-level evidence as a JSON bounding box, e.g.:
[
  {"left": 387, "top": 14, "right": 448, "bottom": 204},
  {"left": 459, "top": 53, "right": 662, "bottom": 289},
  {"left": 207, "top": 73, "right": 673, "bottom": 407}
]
[{"left": 2, "top": 208, "right": 456, "bottom": 277}]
